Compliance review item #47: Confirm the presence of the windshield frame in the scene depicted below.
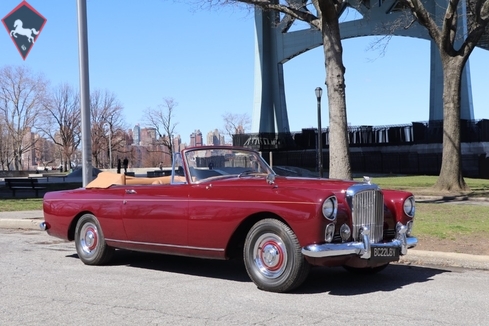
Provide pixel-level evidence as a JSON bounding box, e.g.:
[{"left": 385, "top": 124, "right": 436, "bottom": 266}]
[{"left": 181, "top": 147, "right": 275, "bottom": 184}]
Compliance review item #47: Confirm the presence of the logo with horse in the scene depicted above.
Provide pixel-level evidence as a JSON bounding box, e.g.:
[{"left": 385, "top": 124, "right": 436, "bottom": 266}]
[{"left": 2, "top": 1, "right": 47, "bottom": 60}]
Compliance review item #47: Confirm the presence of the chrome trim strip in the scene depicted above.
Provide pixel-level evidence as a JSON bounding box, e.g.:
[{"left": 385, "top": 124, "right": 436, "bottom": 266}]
[
  {"left": 43, "top": 198, "right": 316, "bottom": 205},
  {"left": 105, "top": 238, "right": 225, "bottom": 252},
  {"left": 302, "top": 223, "right": 418, "bottom": 259}
]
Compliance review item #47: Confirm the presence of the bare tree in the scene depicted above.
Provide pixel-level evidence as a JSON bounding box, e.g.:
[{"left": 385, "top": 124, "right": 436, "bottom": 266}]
[
  {"left": 143, "top": 97, "right": 178, "bottom": 164},
  {"left": 34, "top": 136, "right": 56, "bottom": 170},
  {"left": 0, "top": 118, "right": 12, "bottom": 170},
  {"left": 0, "top": 65, "right": 48, "bottom": 170},
  {"left": 37, "top": 83, "right": 81, "bottom": 171},
  {"left": 142, "top": 145, "right": 165, "bottom": 168},
  {"left": 89, "top": 89, "right": 126, "bottom": 168},
  {"left": 202, "top": 0, "right": 352, "bottom": 179},
  {"left": 222, "top": 112, "right": 251, "bottom": 143},
  {"left": 397, "top": 0, "right": 489, "bottom": 191}
]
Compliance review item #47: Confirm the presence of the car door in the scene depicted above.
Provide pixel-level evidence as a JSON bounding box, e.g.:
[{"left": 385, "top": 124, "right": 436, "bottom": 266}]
[
  {"left": 122, "top": 183, "right": 189, "bottom": 248},
  {"left": 186, "top": 180, "right": 270, "bottom": 258}
]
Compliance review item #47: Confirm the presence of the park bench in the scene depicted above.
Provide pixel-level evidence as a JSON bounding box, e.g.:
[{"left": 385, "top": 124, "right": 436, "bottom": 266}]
[
  {"left": 146, "top": 170, "right": 170, "bottom": 178},
  {"left": 42, "top": 173, "right": 67, "bottom": 181},
  {"left": 4, "top": 178, "right": 46, "bottom": 198}
]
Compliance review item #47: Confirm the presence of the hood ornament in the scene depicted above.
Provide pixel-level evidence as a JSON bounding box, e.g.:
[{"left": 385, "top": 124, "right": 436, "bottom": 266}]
[{"left": 363, "top": 176, "right": 372, "bottom": 185}]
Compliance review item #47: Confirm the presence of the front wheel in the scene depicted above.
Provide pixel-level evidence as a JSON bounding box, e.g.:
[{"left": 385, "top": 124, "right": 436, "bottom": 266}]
[
  {"left": 243, "top": 219, "right": 310, "bottom": 293},
  {"left": 75, "top": 213, "right": 114, "bottom": 265}
]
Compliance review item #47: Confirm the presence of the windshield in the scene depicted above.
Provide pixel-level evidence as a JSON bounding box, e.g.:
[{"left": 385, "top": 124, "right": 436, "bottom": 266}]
[{"left": 184, "top": 148, "right": 274, "bottom": 183}]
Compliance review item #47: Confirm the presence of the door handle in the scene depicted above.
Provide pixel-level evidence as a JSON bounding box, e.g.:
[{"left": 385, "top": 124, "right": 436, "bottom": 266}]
[{"left": 125, "top": 189, "right": 137, "bottom": 194}]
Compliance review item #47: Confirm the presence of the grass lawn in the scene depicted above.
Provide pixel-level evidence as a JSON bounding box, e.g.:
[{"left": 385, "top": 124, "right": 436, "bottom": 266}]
[
  {"left": 415, "top": 203, "right": 489, "bottom": 240},
  {"left": 358, "top": 175, "right": 489, "bottom": 197},
  {"left": 0, "top": 198, "right": 43, "bottom": 211}
]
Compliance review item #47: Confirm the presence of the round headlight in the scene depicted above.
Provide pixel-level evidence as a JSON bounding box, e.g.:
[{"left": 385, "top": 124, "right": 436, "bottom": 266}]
[
  {"left": 403, "top": 196, "right": 415, "bottom": 217},
  {"left": 322, "top": 196, "right": 337, "bottom": 220}
]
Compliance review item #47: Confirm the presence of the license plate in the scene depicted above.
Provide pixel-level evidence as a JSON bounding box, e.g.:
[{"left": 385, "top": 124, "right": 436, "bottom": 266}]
[{"left": 371, "top": 247, "right": 399, "bottom": 262}]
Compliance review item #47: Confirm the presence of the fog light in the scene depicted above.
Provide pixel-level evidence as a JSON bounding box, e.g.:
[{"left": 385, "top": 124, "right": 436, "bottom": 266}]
[
  {"left": 325, "top": 223, "right": 335, "bottom": 243},
  {"left": 340, "top": 224, "right": 351, "bottom": 242}
]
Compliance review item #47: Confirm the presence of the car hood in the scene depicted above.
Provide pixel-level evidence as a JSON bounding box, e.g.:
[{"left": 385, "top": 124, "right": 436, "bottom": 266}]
[
  {"left": 274, "top": 176, "right": 360, "bottom": 191},
  {"left": 203, "top": 175, "right": 363, "bottom": 194}
]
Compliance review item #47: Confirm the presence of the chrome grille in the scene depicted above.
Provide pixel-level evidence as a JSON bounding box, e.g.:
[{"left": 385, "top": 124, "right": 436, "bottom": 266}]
[{"left": 346, "top": 184, "right": 384, "bottom": 243}]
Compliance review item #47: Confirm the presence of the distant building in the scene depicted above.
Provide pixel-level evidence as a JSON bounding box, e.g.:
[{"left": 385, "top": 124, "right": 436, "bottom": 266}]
[
  {"left": 133, "top": 124, "right": 141, "bottom": 146},
  {"left": 173, "top": 134, "right": 182, "bottom": 152},
  {"left": 190, "top": 129, "right": 203, "bottom": 147},
  {"left": 236, "top": 125, "right": 245, "bottom": 135},
  {"left": 125, "top": 128, "right": 134, "bottom": 146},
  {"left": 20, "top": 127, "right": 37, "bottom": 170},
  {"left": 206, "top": 129, "right": 223, "bottom": 146},
  {"left": 140, "top": 127, "right": 157, "bottom": 146},
  {"left": 30, "top": 132, "right": 55, "bottom": 170}
]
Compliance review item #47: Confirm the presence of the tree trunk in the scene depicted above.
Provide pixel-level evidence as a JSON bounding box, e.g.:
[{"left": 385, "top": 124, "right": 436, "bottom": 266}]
[
  {"left": 434, "top": 56, "right": 469, "bottom": 192},
  {"left": 320, "top": 1, "right": 352, "bottom": 180}
]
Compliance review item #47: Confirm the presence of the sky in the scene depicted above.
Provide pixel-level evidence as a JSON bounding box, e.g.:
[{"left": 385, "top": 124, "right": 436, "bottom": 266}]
[{"left": 1, "top": 0, "right": 488, "bottom": 144}]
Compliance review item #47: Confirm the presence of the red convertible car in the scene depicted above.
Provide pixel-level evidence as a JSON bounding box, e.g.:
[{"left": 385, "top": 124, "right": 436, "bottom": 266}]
[{"left": 41, "top": 146, "right": 417, "bottom": 292}]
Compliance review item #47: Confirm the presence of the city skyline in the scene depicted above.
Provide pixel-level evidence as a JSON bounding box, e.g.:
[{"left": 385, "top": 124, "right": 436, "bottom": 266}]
[
  {"left": 130, "top": 124, "right": 232, "bottom": 148},
  {"left": 20, "top": 124, "right": 234, "bottom": 171}
]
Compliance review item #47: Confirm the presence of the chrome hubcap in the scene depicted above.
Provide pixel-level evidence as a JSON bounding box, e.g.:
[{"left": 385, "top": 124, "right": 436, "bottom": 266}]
[
  {"left": 79, "top": 222, "right": 98, "bottom": 256},
  {"left": 253, "top": 233, "right": 287, "bottom": 279}
]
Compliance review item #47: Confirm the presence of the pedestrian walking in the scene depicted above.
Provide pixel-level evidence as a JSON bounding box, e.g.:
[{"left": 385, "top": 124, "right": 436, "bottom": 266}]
[{"left": 123, "top": 158, "right": 128, "bottom": 174}]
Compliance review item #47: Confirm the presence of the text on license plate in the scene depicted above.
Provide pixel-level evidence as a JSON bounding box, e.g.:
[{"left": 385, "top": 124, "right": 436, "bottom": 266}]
[{"left": 373, "top": 248, "right": 397, "bottom": 257}]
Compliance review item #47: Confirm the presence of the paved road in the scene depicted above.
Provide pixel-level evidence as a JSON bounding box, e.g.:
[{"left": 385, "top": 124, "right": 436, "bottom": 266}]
[{"left": 1, "top": 228, "right": 489, "bottom": 325}]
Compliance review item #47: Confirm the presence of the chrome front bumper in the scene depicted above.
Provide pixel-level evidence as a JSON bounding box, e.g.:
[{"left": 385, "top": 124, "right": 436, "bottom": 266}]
[{"left": 302, "top": 224, "right": 418, "bottom": 259}]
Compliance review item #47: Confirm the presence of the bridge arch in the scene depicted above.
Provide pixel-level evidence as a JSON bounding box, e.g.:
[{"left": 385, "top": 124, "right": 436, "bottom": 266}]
[{"left": 252, "top": 0, "right": 477, "bottom": 133}]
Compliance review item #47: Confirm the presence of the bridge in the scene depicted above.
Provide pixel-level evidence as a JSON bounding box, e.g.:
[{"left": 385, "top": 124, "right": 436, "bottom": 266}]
[{"left": 252, "top": 0, "right": 489, "bottom": 134}]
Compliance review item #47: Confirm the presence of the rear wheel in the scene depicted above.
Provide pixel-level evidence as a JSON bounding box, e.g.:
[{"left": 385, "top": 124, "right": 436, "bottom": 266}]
[
  {"left": 243, "top": 219, "right": 310, "bottom": 292},
  {"left": 343, "top": 263, "right": 389, "bottom": 275},
  {"left": 75, "top": 213, "right": 114, "bottom": 265}
]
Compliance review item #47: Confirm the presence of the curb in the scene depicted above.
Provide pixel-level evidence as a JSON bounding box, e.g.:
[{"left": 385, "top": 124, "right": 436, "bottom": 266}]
[
  {"left": 415, "top": 195, "right": 489, "bottom": 203},
  {"left": 400, "top": 249, "right": 489, "bottom": 271},
  {"left": 0, "top": 218, "right": 43, "bottom": 230}
]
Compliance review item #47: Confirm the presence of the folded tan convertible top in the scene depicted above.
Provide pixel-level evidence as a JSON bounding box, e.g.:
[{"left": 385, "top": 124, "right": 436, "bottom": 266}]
[{"left": 86, "top": 171, "right": 183, "bottom": 188}]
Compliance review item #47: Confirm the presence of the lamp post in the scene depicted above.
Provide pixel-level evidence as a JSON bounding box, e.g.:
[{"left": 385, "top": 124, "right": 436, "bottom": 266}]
[
  {"left": 105, "top": 123, "right": 112, "bottom": 169},
  {"left": 315, "top": 87, "right": 323, "bottom": 178}
]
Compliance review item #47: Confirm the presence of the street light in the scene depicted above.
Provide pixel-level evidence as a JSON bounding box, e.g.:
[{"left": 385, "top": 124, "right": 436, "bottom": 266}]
[
  {"left": 315, "top": 87, "right": 323, "bottom": 178},
  {"left": 104, "top": 123, "right": 112, "bottom": 169}
]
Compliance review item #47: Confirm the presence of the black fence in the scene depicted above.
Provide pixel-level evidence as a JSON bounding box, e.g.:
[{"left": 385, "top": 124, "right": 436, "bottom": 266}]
[
  {"left": 259, "top": 149, "right": 489, "bottom": 179},
  {"left": 234, "top": 119, "right": 489, "bottom": 150},
  {"left": 233, "top": 119, "right": 489, "bottom": 179}
]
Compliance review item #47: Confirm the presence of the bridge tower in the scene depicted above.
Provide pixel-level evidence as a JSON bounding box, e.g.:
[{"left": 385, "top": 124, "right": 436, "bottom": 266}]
[{"left": 252, "top": 0, "right": 475, "bottom": 133}]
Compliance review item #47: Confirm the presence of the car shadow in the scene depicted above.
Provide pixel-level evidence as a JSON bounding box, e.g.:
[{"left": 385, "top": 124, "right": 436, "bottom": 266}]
[
  {"left": 297, "top": 263, "right": 449, "bottom": 295},
  {"left": 69, "top": 250, "right": 250, "bottom": 282},
  {"left": 68, "top": 250, "right": 450, "bottom": 294}
]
